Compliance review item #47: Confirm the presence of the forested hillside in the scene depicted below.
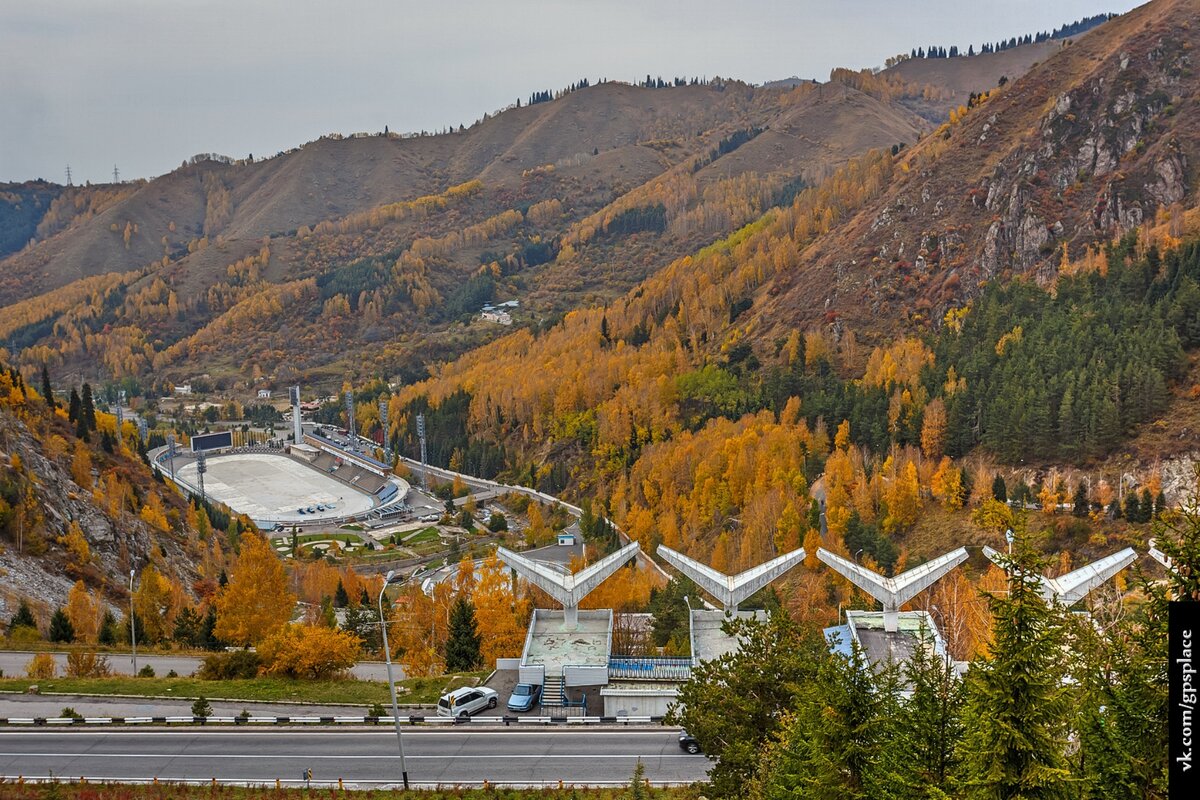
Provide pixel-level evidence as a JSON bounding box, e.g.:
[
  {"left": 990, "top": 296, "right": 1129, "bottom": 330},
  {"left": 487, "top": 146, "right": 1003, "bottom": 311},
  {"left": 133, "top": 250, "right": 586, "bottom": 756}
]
[
  {"left": 0, "top": 43, "right": 1065, "bottom": 389},
  {"left": 363, "top": 0, "right": 1198, "bottom": 575}
]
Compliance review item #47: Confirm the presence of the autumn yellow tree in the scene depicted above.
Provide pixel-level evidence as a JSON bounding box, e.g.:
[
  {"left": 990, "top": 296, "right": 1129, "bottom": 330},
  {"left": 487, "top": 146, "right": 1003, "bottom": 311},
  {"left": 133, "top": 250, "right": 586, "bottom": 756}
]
[
  {"left": 215, "top": 533, "right": 296, "bottom": 645},
  {"left": 133, "top": 564, "right": 178, "bottom": 643},
  {"left": 882, "top": 458, "right": 922, "bottom": 533},
  {"left": 472, "top": 552, "right": 530, "bottom": 667},
  {"left": 66, "top": 580, "right": 99, "bottom": 643},
  {"left": 61, "top": 520, "right": 90, "bottom": 571},
  {"left": 930, "top": 456, "right": 965, "bottom": 510},
  {"left": 920, "top": 398, "right": 947, "bottom": 459},
  {"left": 258, "top": 624, "right": 361, "bottom": 679}
]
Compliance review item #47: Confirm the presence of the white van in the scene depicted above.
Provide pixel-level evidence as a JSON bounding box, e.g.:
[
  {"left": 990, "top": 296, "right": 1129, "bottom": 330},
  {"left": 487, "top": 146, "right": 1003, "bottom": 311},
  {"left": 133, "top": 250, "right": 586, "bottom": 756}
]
[{"left": 436, "top": 687, "right": 498, "bottom": 718}]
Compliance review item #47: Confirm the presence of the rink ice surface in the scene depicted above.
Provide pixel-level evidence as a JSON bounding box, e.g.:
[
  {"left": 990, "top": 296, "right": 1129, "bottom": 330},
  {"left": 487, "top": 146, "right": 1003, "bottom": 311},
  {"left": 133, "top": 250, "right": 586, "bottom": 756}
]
[{"left": 175, "top": 453, "right": 376, "bottom": 521}]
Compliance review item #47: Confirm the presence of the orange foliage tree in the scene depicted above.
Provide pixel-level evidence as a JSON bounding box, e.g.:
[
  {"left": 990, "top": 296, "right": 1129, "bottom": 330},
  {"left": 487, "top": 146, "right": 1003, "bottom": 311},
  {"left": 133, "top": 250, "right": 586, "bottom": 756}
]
[{"left": 215, "top": 533, "right": 296, "bottom": 645}]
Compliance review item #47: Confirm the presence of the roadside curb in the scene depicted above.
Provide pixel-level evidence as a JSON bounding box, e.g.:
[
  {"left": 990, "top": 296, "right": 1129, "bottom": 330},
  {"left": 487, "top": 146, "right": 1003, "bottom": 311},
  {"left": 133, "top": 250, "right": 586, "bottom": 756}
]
[
  {"left": 0, "top": 690, "right": 437, "bottom": 710},
  {"left": 0, "top": 713, "right": 667, "bottom": 727}
]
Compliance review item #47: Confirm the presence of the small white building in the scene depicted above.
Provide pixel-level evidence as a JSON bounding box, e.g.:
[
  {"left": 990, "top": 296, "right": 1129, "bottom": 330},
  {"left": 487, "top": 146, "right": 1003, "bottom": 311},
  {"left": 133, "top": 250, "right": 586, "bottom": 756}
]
[
  {"left": 257, "top": 389, "right": 273, "bottom": 399},
  {"left": 481, "top": 309, "right": 513, "bottom": 325},
  {"left": 174, "top": 384, "right": 193, "bottom": 395}
]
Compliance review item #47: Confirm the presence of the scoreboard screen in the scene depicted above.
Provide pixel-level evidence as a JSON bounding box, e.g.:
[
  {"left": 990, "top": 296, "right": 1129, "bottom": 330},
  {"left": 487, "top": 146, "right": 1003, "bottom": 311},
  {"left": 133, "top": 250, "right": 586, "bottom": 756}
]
[{"left": 190, "top": 431, "right": 233, "bottom": 452}]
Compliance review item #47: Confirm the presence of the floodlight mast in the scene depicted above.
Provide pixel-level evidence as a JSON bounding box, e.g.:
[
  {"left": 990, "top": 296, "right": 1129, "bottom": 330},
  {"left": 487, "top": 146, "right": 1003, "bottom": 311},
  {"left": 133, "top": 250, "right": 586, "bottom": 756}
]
[{"left": 377, "top": 570, "right": 409, "bottom": 789}]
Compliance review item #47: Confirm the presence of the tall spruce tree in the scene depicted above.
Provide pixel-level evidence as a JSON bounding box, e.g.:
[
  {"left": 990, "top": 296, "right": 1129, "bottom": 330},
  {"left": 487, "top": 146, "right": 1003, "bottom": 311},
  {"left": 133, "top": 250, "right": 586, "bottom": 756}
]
[
  {"left": 992, "top": 475, "right": 1007, "bottom": 503},
  {"left": 668, "top": 613, "right": 826, "bottom": 798},
  {"left": 80, "top": 383, "right": 96, "bottom": 431},
  {"left": 48, "top": 608, "right": 75, "bottom": 643},
  {"left": 751, "top": 645, "right": 897, "bottom": 800},
  {"left": 67, "top": 387, "right": 81, "bottom": 423},
  {"left": 871, "top": 627, "right": 966, "bottom": 799},
  {"left": 959, "top": 529, "right": 1073, "bottom": 799},
  {"left": 444, "top": 597, "right": 482, "bottom": 672},
  {"left": 40, "top": 365, "right": 55, "bottom": 409},
  {"left": 9, "top": 601, "right": 37, "bottom": 632}
]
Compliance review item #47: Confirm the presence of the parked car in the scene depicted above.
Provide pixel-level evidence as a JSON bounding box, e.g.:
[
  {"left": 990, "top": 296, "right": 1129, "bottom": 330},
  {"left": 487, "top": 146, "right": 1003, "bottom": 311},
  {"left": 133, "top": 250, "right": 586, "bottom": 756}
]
[
  {"left": 437, "top": 687, "right": 498, "bottom": 718},
  {"left": 678, "top": 731, "right": 702, "bottom": 754},
  {"left": 506, "top": 683, "right": 541, "bottom": 712}
]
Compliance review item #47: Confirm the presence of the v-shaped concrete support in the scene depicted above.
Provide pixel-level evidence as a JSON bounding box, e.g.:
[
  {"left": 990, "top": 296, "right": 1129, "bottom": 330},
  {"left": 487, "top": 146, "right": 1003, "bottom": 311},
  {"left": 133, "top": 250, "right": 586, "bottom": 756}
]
[
  {"left": 982, "top": 546, "right": 1137, "bottom": 606},
  {"left": 497, "top": 542, "right": 640, "bottom": 628},
  {"left": 656, "top": 545, "right": 806, "bottom": 613},
  {"left": 818, "top": 547, "right": 969, "bottom": 632}
]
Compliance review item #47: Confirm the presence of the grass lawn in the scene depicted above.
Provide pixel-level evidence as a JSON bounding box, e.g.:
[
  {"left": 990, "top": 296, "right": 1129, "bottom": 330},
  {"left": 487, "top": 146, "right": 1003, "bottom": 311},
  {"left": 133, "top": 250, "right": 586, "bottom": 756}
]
[
  {"left": 404, "top": 526, "right": 442, "bottom": 544},
  {"left": 271, "top": 532, "right": 360, "bottom": 546},
  {"left": 0, "top": 671, "right": 489, "bottom": 707}
]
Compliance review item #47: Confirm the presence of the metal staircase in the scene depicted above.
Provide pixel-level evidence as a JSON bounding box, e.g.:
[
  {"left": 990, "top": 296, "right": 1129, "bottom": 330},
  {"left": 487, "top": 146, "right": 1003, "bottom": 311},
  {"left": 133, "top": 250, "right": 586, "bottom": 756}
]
[{"left": 541, "top": 675, "right": 566, "bottom": 708}]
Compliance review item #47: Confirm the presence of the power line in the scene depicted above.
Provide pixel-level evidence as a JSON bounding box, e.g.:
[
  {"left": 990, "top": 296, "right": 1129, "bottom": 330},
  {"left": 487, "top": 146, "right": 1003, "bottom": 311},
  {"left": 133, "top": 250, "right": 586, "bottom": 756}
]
[
  {"left": 112, "top": 164, "right": 120, "bottom": 184},
  {"left": 65, "top": 164, "right": 72, "bottom": 186}
]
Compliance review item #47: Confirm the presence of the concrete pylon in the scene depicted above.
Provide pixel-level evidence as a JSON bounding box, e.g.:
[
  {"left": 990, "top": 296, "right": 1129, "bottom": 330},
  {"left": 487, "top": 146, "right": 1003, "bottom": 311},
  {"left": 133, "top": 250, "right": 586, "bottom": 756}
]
[
  {"left": 657, "top": 545, "right": 806, "bottom": 613},
  {"left": 818, "top": 547, "right": 969, "bottom": 632},
  {"left": 498, "top": 542, "right": 640, "bottom": 629},
  {"left": 982, "top": 546, "right": 1137, "bottom": 606}
]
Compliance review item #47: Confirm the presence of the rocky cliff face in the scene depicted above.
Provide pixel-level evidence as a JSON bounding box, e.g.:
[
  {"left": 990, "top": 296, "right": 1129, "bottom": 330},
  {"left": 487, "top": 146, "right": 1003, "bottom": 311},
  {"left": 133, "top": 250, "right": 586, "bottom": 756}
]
[
  {"left": 756, "top": 0, "right": 1199, "bottom": 342},
  {"left": 0, "top": 406, "right": 199, "bottom": 622}
]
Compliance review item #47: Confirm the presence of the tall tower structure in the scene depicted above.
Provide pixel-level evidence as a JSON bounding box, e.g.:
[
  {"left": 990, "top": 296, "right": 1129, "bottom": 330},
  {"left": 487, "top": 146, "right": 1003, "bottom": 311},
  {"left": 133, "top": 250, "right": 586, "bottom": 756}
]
[
  {"left": 379, "top": 396, "right": 391, "bottom": 463},
  {"left": 195, "top": 449, "right": 207, "bottom": 505},
  {"left": 290, "top": 386, "right": 302, "bottom": 444},
  {"left": 345, "top": 390, "right": 356, "bottom": 441},
  {"left": 416, "top": 413, "right": 428, "bottom": 490},
  {"left": 166, "top": 434, "right": 177, "bottom": 480},
  {"left": 115, "top": 390, "right": 125, "bottom": 436}
]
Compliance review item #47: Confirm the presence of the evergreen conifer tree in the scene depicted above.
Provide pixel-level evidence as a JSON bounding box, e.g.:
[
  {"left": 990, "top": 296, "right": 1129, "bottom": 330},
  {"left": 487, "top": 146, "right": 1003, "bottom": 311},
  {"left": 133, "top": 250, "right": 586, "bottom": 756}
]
[
  {"left": 9, "top": 601, "right": 37, "bottom": 632},
  {"left": 991, "top": 475, "right": 1007, "bottom": 503},
  {"left": 67, "top": 387, "right": 80, "bottom": 423},
  {"left": 334, "top": 580, "right": 350, "bottom": 608},
  {"left": 40, "top": 365, "right": 55, "bottom": 409},
  {"left": 959, "top": 529, "right": 1073, "bottom": 799},
  {"left": 49, "top": 608, "right": 75, "bottom": 643},
  {"left": 445, "top": 597, "right": 482, "bottom": 671},
  {"left": 80, "top": 383, "right": 96, "bottom": 431},
  {"left": 871, "top": 626, "right": 965, "bottom": 798},
  {"left": 98, "top": 610, "right": 118, "bottom": 646},
  {"left": 1073, "top": 482, "right": 1090, "bottom": 517}
]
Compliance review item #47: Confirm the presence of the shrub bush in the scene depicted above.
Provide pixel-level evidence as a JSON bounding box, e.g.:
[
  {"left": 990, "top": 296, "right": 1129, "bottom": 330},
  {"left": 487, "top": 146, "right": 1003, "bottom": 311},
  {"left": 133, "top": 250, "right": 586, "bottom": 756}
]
[
  {"left": 138, "top": 664, "right": 156, "bottom": 678},
  {"left": 192, "top": 696, "right": 212, "bottom": 717},
  {"left": 59, "top": 707, "right": 83, "bottom": 720},
  {"left": 65, "top": 651, "right": 111, "bottom": 678},
  {"left": 198, "top": 649, "right": 262, "bottom": 680},
  {"left": 26, "top": 653, "right": 56, "bottom": 679},
  {"left": 7, "top": 625, "right": 42, "bottom": 645}
]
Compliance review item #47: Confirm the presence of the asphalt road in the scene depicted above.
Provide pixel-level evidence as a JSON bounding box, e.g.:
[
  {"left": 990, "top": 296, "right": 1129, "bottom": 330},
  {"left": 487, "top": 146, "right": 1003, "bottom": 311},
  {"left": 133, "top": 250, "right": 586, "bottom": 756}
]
[
  {"left": 0, "top": 728, "right": 707, "bottom": 786},
  {"left": 0, "top": 651, "right": 395, "bottom": 682}
]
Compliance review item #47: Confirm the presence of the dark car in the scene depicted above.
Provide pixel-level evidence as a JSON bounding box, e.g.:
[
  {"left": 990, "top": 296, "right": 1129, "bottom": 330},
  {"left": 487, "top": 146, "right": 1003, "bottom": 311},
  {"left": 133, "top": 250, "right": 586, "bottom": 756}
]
[
  {"left": 507, "top": 682, "right": 541, "bottom": 712},
  {"left": 679, "top": 731, "right": 701, "bottom": 754}
]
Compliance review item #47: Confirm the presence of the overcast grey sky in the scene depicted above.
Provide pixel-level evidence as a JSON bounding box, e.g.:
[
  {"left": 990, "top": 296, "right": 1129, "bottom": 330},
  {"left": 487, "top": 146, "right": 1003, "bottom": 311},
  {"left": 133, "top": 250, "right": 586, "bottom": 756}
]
[{"left": 0, "top": 0, "right": 1141, "bottom": 184}]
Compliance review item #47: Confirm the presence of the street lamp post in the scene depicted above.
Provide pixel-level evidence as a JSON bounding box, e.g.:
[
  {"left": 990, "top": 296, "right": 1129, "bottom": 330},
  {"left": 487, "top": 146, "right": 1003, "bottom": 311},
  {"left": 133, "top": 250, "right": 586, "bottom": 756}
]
[
  {"left": 377, "top": 570, "right": 410, "bottom": 789},
  {"left": 1004, "top": 528, "right": 1014, "bottom": 556},
  {"left": 129, "top": 569, "right": 137, "bottom": 675}
]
